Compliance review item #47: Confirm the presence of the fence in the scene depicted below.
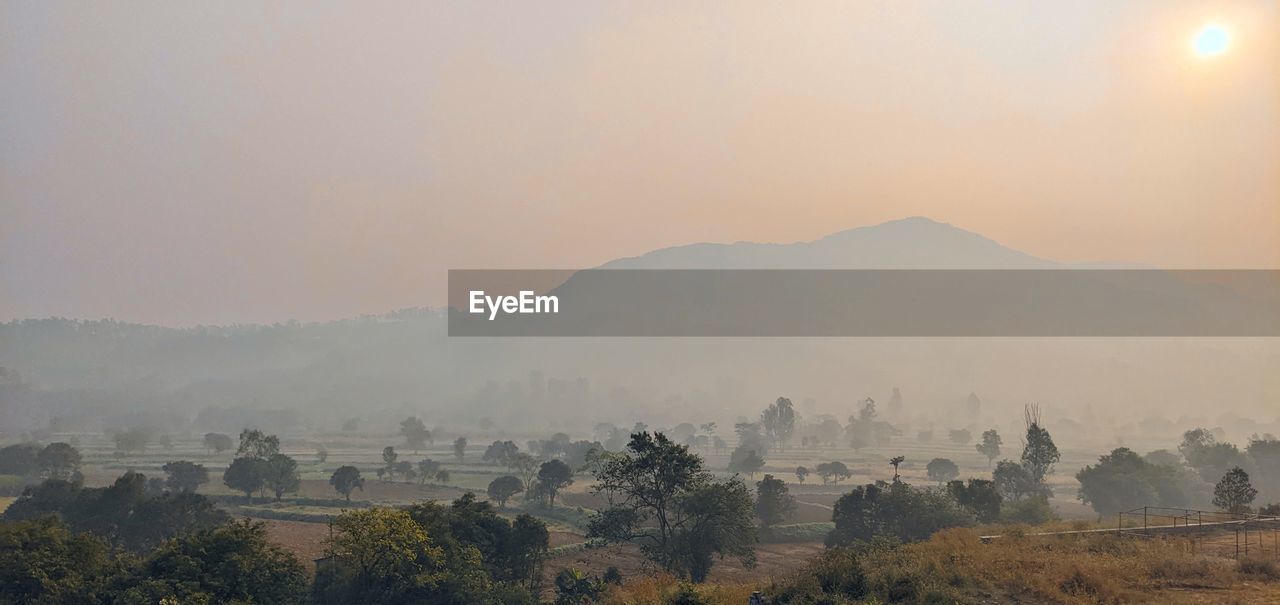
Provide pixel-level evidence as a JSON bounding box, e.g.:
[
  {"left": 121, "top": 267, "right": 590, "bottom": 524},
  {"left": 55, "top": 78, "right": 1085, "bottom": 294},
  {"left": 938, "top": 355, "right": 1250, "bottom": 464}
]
[{"left": 1116, "top": 506, "right": 1280, "bottom": 559}]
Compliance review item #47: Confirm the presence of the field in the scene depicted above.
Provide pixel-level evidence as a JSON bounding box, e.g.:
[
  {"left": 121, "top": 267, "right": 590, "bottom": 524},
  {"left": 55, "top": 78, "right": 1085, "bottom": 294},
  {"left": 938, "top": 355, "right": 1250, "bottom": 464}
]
[{"left": 22, "top": 429, "right": 1278, "bottom": 603}]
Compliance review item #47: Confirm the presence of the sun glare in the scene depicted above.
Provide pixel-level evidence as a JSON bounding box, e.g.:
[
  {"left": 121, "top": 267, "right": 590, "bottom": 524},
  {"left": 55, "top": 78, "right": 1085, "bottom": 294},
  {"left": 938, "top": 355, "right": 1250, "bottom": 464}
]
[{"left": 1192, "top": 23, "right": 1230, "bottom": 57}]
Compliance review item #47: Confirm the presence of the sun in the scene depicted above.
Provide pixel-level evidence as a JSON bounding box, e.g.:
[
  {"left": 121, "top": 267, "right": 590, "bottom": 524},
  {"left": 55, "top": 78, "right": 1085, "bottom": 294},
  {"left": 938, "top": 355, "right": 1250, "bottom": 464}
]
[{"left": 1192, "top": 23, "right": 1230, "bottom": 57}]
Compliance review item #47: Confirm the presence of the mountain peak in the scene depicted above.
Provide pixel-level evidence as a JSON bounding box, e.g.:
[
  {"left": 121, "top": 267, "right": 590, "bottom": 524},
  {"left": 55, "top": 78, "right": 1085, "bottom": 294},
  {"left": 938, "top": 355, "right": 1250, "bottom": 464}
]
[{"left": 600, "top": 217, "right": 1054, "bottom": 270}]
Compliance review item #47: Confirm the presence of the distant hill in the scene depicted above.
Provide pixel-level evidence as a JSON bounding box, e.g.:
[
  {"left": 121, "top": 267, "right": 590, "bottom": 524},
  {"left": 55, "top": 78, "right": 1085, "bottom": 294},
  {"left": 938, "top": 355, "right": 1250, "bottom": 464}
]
[
  {"left": 1, "top": 218, "right": 1275, "bottom": 440},
  {"left": 599, "top": 217, "right": 1056, "bottom": 269}
]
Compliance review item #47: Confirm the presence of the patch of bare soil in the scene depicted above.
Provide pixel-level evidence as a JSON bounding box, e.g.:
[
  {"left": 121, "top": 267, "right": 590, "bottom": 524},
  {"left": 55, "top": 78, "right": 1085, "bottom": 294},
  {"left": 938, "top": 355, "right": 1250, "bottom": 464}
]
[{"left": 261, "top": 519, "right": 330, "bottom": 574}]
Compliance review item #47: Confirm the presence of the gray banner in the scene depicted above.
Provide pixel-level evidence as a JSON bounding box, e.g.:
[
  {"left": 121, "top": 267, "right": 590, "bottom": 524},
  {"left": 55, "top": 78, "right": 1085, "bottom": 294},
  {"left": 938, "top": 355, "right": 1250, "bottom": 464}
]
[{"left": 448, "top": 270, "right": 1280, "bottom": 337}]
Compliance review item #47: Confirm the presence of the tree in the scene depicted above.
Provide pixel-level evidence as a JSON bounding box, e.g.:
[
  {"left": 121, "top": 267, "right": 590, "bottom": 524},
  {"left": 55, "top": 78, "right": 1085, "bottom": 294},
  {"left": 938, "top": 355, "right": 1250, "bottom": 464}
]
[
  {"left": 537, "top": 459, "right": 573, "bottom": 509},
  {"left": 826, "top": 481, "right": 975, "bottom": 547},
  {"left": 37, "top": 442, "right": 81, "bottom": 480},
  {"left": 5, "top": 472, "right": 229, "bottom": 552},
  {"left": 1247, "top": 435, "right": 1280, "bottom": 500},
  {"left": 993, "top": 460, "right": 1037, "bottom": 501},
  {"left": 976, "top": 429, "right": 1002, "bottom": 467},
  {"left": 949, "top": 429, "right": 972, "bottom": 445},
  {"left": 488, "top": 475, "right": 524, "bottom": 508},
  {"left": 125, "top": 519, "right": 307, "bottom": 605},
  {"left": 761, "top": 397, "right": 798, "bottom": 449},
  {"left": 926, "top": 458, "right": 959, "bottom": 484},
  {"left": 1180, "top": 429, "right": 1252, "bottom": 485},
  {"left": 728, "top": 446, "right": 765, "bottom": 478},
  {"left": 0, "top": 517, "right": 121, "bottom": 604},
  {"left": 237, "top": 429, "right": 280, "bottom": 459},
  {"left": 203, "top": 432, "right": 233, "bottom": 454},
  {"left": 1075, "top": 447, "right": 1189, "bottom": 516},
  {"left": 114, "top": 427, "right": 152, "bottom": 455},
  {"left": 815, "top": 461, "right": 851, "bottom": 485},
  {"left": 381, "top": 446, "right": 398, "bottom": 481},
  {"left": 0, "top": 443, "right": 41, "bottom": 476},
  {"left": 316, "top": 508, "right": 450, "bottom": 604},
  {"left": 795, "top": 466, "right": 810, "bottom": 484},
  {"left": 224, "top": 457, "right": 269, "bottom": 502},
  {"left": 330, "top": 466, "right": 364, "bottom": 501},
  {"left": 483, "top": 440, "right": 521, "bottom": 467},
  {"left": 162, "top": 460, "right": 209, "bottom": 493},
  {"left": 404, "top": 493, "right": 549, "bottom": 589},
  {"left": 316, "top": 446, "right": 328, "bottom": 463},
  {"left": 393, "top": 461, "right": 415, "bottom": 484},
  {"left": 889, "top": 456, "right": 905, "bottom": 483},
  {"left": 1213, "top": 467, "right": 1258, "bottom": 515},
  {"left": 400, "top": 416, "right": 430, "bottom": 453},
  {"left": 588, "top": 432, "right": 756, "bottom": 581},
  {"left": 454, "top": 437, "right": 468, "bottom": 462},
  {"left": 512, "top": 453, "right": 539, "bottom": 493},
  {"left": 1021, "top": 405, "right": 1060, "bottom": 490},
  {"left": 553, "top": 568, "right": 605, "bottom": 605},
  {"left": 435, "top": 469, "right": 450, "bottom": 484},
  {"left": 947, "top": 479, "right": 1002, "bottom": 523},
  {"left": 754, "top": 474, "right": 796, "bottom": 528},
  {"left": 265, "top": 453, "right": 301, "bottom": 500},
  {"left": 417, "top": 458, "right": 441, "bottom": 485}
]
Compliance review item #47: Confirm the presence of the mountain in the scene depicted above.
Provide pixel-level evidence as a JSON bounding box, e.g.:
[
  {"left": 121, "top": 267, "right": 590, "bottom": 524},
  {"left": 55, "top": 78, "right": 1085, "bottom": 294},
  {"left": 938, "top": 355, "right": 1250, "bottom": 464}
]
[
  {"left": 2, "top": 218, "right": 1276, "bottom": 441},
  {"left": 598, "top": 217, "right": 1056, "bottom": 269}
]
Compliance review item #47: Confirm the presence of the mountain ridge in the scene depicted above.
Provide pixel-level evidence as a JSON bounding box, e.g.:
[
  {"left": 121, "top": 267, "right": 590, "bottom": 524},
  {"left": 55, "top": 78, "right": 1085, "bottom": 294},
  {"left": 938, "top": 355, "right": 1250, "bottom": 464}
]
[{"left": 598, "top": 216, "right": 1058, "bottom": 270}]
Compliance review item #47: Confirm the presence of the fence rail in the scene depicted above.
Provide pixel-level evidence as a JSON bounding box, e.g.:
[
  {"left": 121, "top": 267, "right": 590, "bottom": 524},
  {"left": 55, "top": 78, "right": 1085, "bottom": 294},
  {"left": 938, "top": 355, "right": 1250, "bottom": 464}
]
[{"left": 1116, "top": 506, "right": 1280, "bottom": 559}]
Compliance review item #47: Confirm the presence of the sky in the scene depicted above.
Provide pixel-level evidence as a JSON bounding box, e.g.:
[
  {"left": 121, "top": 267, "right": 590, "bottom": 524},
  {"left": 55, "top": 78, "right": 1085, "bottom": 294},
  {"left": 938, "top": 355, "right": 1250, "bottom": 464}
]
[{"left": 2, "top": 1, "right": 1278, "bottom": 326}]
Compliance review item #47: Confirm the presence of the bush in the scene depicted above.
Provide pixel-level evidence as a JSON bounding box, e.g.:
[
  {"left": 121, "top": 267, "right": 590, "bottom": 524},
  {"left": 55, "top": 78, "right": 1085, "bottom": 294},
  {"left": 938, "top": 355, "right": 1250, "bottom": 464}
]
[
  {"left": 999, "top": 495, "right": 1054, "bottom": 525},
  {"left": 667, "top": 583, "right": 711, "bottom": 605},
  {"left": 1237, "top": 556, "right": 1279, "bottom": 580}
]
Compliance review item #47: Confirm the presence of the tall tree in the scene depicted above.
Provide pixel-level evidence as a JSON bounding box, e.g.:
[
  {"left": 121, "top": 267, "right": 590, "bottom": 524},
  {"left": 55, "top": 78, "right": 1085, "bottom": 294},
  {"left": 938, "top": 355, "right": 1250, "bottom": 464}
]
[
  {"left": 330, "top": 466, "right": 364, "bottom": 501},
  {"left": 265, "top": 453, "right": 300, "bottom": 500},
  {"left": 487, "top": 475, "right": 524, "bottom": 509},
  {"left": 587, "top": 432, "right": 756, "bottom": 582},
  {"left": 1213, "top": 467, "right": 1257, "bottom": 515},
  {"left": 129, "top": 519, "right": 307, "bottom": 604},
  {"left": 993, "top": 460, "right": 1037, "bottom": 501},
  {"left": 536, "top": 459, "right": 573, "bottom": 509},
  {"left": 317, "top": 508, "right": 452, "bottom": 604},
  {"left": 976, "top": 429, "right": 1002, "bottom": 467},
  {"left": 236, "top": 429, "right": 280, "bottom": 459},
  {"left": 760, "top": 397, "right": 798, "bottom": 450},
  {"left": 224, "top": 457, "right": 269, "bottom": 502},
  {"left": 417, "top": 458, "right": 441, "bottom": 485},
  {"left": 889, "top": 456, "right": 905, "bottom": 483},
  {"left": 381, "top": 446, "right": 398, "bottom": 482},
  {"left": 728, "top": 446, "right": 765, "bottom": 479},
  {"left": 947, "top": 479, "right": 1003, "bottom": 523},
  {"left": 453, "top": 437, "right": 468, "bottom": 462},
  {"left": 400, "top": 417, "right": 430, "bottom": 453},
  {"left": 754, "top": 474, "right": 796, "bottom": 528},
  {"left": 203, "top": 432, "right": 233, "bottom": 454},
  {"left": 1076, "top": 447, "right": 1188, "bottom": 515},
  {"left": 162, "top": 461, "right": 209, "bottom": 493},
  {"left": 1020, "top": 405, "right": 1059, "bottom": 490},
  {"left": 815, "top": 461, "right": 851, "bottom": 485},
  {"left": 926, "top": 458, "right": 959, "bottom": 484},
  {"left": 37, "top": 442, "right": 81, "bottom": 480}
]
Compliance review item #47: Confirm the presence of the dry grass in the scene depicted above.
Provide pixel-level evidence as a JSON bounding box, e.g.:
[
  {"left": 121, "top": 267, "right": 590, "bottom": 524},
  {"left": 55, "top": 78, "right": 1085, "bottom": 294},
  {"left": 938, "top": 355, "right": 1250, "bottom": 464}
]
[{"left": 596, "top": 529, "right": 1280, "bottom": 604}]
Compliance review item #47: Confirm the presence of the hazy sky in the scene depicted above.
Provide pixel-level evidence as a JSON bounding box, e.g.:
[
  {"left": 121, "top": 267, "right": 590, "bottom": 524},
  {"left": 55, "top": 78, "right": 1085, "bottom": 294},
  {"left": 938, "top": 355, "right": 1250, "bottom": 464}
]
[{"left": 3, "top": 1, "right": 1277, "bottom": 325}]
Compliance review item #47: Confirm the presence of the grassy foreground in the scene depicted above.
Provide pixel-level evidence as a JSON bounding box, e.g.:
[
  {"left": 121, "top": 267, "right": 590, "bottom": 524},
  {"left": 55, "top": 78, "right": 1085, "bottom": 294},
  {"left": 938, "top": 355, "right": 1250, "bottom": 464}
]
[{"left": 594, "top": 529, "right": 1280, "bottom": 604}]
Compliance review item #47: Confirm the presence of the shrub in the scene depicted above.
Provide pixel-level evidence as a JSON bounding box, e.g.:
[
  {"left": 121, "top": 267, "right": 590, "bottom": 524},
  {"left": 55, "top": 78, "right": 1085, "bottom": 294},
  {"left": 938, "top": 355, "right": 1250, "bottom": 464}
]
[
  {"left": 1237, "top": 556, "right": 1279, "bottom": 580},
  {"left": 999, "top": 495, "right": 1054, "bottom": 525}
]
